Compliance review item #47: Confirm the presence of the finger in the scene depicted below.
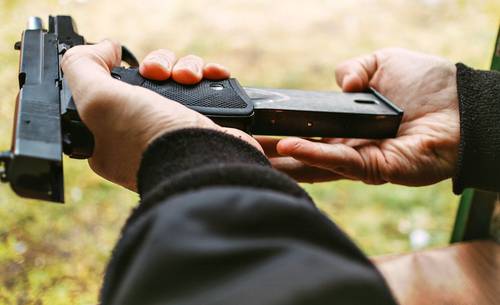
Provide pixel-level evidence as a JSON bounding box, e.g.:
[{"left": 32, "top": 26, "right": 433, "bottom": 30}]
[
  {"left": 277, "top": 137, "right": 366, "bottom": 180},
  {"left": 258, "top": 136, "right": 337, "bottom": 158},
  {"left": 62, "top": 39, "right": 121, "bottom": 79},
  {"left": 203, "top": 63, "right": 230, "bottom": 80},
  {"left": 139, "top": 49, "right": 176, "bottom": 81},
  {"left": 61, "top": 39, "right": 123, "bottom": 105},
  {"left": 255, "top": 136, "right": 282, "bottom": 158},
  {"left": 335, "top": 53, "right": 378, "bottom": 92},
  {"left": 270, "top": 157, "right": 344, "bottom": 183},
  {"left": 322, "top": 137, "right": 379, "bottom": 147},
  {"left": 172, "top": 54, "right": 204, "bottom": 85}
]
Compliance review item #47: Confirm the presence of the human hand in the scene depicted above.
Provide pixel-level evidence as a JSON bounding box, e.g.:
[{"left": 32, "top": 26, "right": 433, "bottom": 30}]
[
  {"left": 259, "top": 48, "right": 459, "bottom": 186},
  {"left": 62, "top": 40, "right": 260, "bottom": 190}
]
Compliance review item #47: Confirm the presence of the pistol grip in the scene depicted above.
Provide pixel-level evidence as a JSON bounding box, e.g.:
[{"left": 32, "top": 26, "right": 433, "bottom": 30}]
[{"left": 111, "top": 67, "right": 254, "bottom": 126}]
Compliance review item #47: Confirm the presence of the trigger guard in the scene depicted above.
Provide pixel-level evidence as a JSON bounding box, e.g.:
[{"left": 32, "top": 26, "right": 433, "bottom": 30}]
[{"left": 121, "top": 46, "right": 139, "bottom": 67}]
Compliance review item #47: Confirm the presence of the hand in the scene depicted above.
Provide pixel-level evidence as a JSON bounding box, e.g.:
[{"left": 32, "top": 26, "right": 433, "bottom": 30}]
[
  {"left": 62, "top": 40, "right": 260, "bottom": 190},
  {"left": 259, "top": 48, "right": 459, "bottom": 186}
]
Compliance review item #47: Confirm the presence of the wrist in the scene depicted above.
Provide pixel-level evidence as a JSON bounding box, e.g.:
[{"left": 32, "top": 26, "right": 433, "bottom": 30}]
[
  {"left": 220, "top": 127, "right": 264, "bottom": 153},
  {"left": 137, "top": 128, "right": 269, "bottom": 197}
]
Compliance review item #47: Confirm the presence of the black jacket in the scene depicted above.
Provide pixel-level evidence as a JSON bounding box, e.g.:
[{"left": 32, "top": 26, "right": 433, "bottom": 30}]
[
  {"left": 453, "top": 64, "right": 500, "bottom": 193},
  {"left": 100, "top": 64, "right": 500, "bottom": 305}
]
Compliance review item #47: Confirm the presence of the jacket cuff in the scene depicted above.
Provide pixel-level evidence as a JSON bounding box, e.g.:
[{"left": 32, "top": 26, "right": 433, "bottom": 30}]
[
  {"left": 453, "top": 63, "right": 500, "bottom": 194},
  {"left": 137, "top": 128, "right": 269, "bottom": 197},
  {"left": 133, "top": 128, "right": 311, "bottom": 225}
]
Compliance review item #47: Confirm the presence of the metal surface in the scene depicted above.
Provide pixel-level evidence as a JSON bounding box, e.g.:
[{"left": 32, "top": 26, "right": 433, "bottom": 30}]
[
  {"left": 27, "top": 17, "right": 43, "bottom": 30},
  {"left": 246, "top": 87, "right": 403, "bottom": 138},
  {"left": 247, "top": 87, "right": 400, "bottom": 115},
  {"left": 0, "top": 16, "right": 87, "bottom": 202},
  {"left": 7, "top": 25, "right": 64, "bottom": 202}
]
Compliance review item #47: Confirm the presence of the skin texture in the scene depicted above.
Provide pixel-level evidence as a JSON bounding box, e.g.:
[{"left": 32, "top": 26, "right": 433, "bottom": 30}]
[
  {"left": 61, "top": 40, "right": 259, "bottom": 191},
  {"left": 258, "top": 48, "right": 460, "bottom": 186}
]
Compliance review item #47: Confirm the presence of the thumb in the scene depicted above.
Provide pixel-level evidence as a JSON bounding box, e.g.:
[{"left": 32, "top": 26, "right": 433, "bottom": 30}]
[
  {"left": 335, "top": 53, "right": 378, "bottom": 92},
  {"left": 276, "top": 138, "right": 366, "bottom": 180},
  {"left": 61, "top": 39, "right": 121, "bottom": 77},
  {"left": 61, "top": 40, "right": 122, "bottom": 102}
]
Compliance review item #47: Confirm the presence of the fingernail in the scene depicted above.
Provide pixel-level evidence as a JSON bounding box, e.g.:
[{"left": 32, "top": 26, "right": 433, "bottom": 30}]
[
  {"left": 206, "top": 63, "right": 230, "bottom": 75},
  {"left": 342, "top": 73, "right": 364, "bottom": 92},
  {"left": 342, "top": 73, "right": 354, "bottom": 86},
  {"left": 175, "top": 63, "right": 201, "bottom": 75},
  {"left": 145, "top": 55, "right": 170, "bottom": 70},
  {"left": 187, "top": 63, "right": 202, "bottom": 74},
  {"left": 207, "top": 63, "right": 224, "bottom": 70}
]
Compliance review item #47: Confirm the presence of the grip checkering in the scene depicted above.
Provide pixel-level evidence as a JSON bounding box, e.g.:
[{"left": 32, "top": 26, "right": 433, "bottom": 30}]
[
  {"left": 112, "top": 67, "right": 254, "bottom": 117},
  {"left": 142, "top": 79, "right": 248, "bottom": 109}
]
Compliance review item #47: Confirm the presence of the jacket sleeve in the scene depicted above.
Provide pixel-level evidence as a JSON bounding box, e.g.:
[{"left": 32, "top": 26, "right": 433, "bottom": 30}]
[
  {"left": 99, "top": 128, "right": 397, "bottom": 305},
  {"left": 453, "top": 64, "right": 500, "bottom": 194}
]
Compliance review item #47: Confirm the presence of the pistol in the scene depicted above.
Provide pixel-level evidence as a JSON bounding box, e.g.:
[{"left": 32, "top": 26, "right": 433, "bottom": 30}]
[{"left": 0, "top": 15, "right": 403, "bottom": 203}]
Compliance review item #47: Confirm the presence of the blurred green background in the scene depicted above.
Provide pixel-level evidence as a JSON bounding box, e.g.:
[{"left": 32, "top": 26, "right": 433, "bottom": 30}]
[{"left": 0, "top": 0, "right": 498, "bottom": 304}]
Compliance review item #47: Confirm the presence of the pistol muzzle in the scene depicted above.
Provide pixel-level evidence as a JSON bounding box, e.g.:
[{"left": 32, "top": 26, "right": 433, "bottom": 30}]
[{"left": 27, "top": 16, "right": 43, "bottom": 30}]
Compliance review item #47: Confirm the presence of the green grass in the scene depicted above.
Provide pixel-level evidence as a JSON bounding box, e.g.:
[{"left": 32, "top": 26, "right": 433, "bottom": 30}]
[
  {"left": 0, "top": 0, "right": 498, "bottom": 303},
  {"left": 306, "top": 181, "right": 457, "bottom": 255}
]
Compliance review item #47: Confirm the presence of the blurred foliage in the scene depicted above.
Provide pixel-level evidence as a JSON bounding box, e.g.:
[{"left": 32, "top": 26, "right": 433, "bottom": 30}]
[{"left": 0, "top": 0, "right": 498, "bottom": 304}]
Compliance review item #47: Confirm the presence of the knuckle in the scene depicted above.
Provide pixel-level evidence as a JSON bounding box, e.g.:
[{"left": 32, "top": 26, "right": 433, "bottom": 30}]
[
  {"left": 360, "top": 148, "right": 387, "bottom": 185},
  {"left": 97, "top": 40, "right": 121, "bottom": 66},
  {"left": 61, "top": 45, "right": 86, "bottom": 70},
  {"left": 102, "top": 38, "right": 119, "bottom": 49},
  {"left": 357, "top": 147, "right": 374, "bottom": 183},
  {"left": 289, "top": 140, "right": 304, "bottom": 153}
]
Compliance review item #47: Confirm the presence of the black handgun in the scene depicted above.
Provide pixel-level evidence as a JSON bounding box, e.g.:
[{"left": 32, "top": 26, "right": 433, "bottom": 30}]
[{"left": 0, "top": 15, "right": 403, "bottom": 203}]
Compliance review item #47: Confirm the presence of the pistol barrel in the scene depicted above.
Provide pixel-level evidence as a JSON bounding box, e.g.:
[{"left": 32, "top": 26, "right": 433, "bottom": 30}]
[{"left": 27, "top": 16, "right": 43, "bottom": 30}]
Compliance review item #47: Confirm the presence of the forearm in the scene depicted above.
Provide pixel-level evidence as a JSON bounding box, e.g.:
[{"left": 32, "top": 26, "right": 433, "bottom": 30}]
[
  {"left": 453, "top": 64, "right": 500, "bottom": 194},
  {"left": 100, "top": 128, "right": 396, "bottom": 305}
]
